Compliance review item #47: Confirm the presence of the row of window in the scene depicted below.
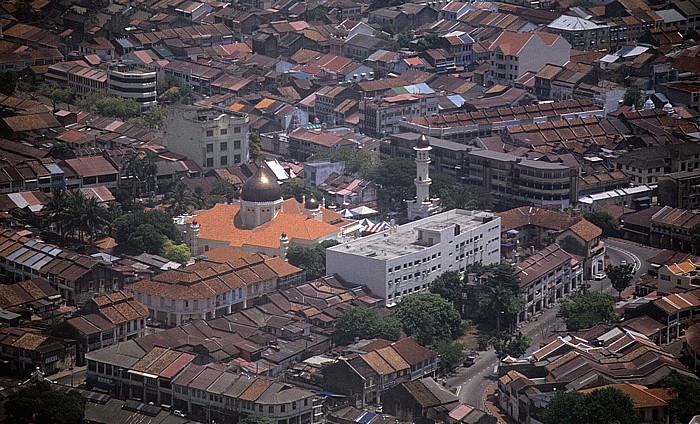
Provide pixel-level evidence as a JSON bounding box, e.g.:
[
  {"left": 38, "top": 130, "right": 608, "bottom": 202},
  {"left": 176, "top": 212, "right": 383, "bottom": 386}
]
[{"left": 205, "top": 127, "right": 242, "bottom": 137}]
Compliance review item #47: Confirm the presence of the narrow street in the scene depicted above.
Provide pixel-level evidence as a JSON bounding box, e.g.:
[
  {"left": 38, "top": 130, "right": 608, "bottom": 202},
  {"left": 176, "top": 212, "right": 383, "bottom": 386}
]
[{"left": 446, "top": 238, "right": 661, "bottom": 411}]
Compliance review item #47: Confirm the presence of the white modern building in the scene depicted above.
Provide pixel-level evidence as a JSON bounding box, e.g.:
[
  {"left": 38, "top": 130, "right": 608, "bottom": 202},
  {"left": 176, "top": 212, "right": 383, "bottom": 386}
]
[
  {"left": 326, "top": 209, "right": 501, "bottom": 306},
  {"left": 107, "top": 63, "right": 157, "bottom": 108},
  {"left": 578, "top": 185, "right": 654, "bottom": 213},
  {"left": 164, "top": 105, "right": 249, "bottom": 170}
]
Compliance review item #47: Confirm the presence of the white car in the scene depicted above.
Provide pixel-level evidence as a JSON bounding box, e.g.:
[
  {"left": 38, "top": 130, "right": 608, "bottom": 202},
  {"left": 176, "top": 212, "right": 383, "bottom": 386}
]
[{"left": 594, "top": 272, "right": 606, "bottom": 281}]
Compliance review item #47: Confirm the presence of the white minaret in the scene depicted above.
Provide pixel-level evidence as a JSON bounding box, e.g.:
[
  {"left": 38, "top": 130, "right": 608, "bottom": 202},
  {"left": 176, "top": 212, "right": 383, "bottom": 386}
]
[{"left": 407, "top": 134, "right": 440, "bottom": 220}]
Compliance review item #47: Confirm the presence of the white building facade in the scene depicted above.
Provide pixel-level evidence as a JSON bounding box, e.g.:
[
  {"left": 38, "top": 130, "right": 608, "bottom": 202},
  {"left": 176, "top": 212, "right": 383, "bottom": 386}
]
[
  {"left": 327, "top": 209, "right": 501, "bottom": 306},
  {"left": 107, "top": 65, "right": 157, "bottom": 108},
  {"left": 164, "top": 106, "right": 249, "bottom": 170}
]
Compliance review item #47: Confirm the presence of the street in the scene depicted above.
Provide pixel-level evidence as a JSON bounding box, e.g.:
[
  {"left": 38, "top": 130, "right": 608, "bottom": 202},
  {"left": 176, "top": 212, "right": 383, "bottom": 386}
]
[{"left": 446, "top": 238, "right": 661, "bottom": 410}]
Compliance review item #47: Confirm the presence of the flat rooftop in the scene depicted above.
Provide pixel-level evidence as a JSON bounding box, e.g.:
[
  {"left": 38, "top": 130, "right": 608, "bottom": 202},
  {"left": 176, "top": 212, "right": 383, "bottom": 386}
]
[{"left": 329, "top": 209, "right": 496, "bottom": 259}]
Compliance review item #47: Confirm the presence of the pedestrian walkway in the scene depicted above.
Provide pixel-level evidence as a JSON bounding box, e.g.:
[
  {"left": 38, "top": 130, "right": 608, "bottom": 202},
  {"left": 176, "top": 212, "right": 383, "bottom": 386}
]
[{"left": 49, "top": 365, "right": 86, "bottom": 384}]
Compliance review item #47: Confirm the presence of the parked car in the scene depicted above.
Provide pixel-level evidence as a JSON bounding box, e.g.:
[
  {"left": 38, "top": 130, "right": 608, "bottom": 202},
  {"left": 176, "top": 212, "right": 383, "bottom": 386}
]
[
  {"left": 620, "top": 259, "right": 627, "bottom": 266},
  {"left": 594, "top": 272, "right": 606, "bottom": 281}
]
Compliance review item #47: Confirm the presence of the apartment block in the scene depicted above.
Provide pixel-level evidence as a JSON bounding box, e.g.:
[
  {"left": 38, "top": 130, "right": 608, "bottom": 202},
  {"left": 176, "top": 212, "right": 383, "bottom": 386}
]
[
  {"left": 164, "top": 105, "right": 249, "bottom": 170},
  {"left": 326, "top": 209, "right": 501, "bottom": 306}
]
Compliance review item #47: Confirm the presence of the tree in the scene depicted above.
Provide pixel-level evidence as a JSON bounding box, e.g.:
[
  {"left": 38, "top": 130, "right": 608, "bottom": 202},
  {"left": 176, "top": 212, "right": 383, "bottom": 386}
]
[
  {"left": 416, "top": 33, "right": 439, "bottom": 51},
  {"left": 432, "top": 339, "right": 464, "bottom": 373},
  {"left": 37, "top": 83, "right": 73, "bottom": 112},
  {"left": 114, "top": 210, "right": 182, "bottom": 245},
  {"left": 439, "top": 185, "right": 495, "bottom": 211},
  {"left": 5, "top": 380, "right": 86, "bottom": 424},
  {"left": 333, "top": 307, "right": 401, "bottom": 344},
  {"left": 129, "top": 105, "right": 167, "bottom": 129},
  {"left": 429, "top": 271, "right": 462, "bottom": 305},
  {"left": 605, "top": 263, "right": 634, "bottom": 300},
  {"left": 478, "top": 264, "right": 524, "bottom": 333},
  {"left": 122, "top": 152, "right": 157, "bottom": 200},
  {"left": 48, "top": 142, "right": 71, "bottom": 159},
  {"left": 287, "top": 240, "right": 340, "bottom": 281},
  {"left": 558, "top": 291, "right": 617, "bottom": 331},
  {"left": 430, "top": 171, "right": 457, "bottom": 197},
  {"left": 76, "top": 90, "right": 140, "bottom": 120},
  {"left": 491, "top": 332, "right": 531, "bottom": 359},
  {"left": 583, "top": 210, "right": 618, "bottom": 237},
  {"left": 541, "top": 387, "right": 640, "bottom": 424},
  {"left": 362, "top": 158, "right": 415, "bottom": 211},
  {"left": 165, "top": 180, "right": 197, "bottom": 216},
  {"left": 240, "top": 417, "right": 276, "bottom": 424},
  {"left": 0, "top": 72, "right": 17, "bottom": 95},
  {"left": 161, "top": 239, "right": 191, "bottom": 264},
  {"left": 280, "top": 178, "right": 325, "bottom": 204},
  {"left": 658, "top": 372, "right": 700, "bottom": 423},
  {"left": 249, "top": 132, "right": 263, "bottom": 161},
  {"left": 396, "top": 31, "right": 414, "bottom": 50},
  {"left": 128, "top": 224, "right": 166, "bottom": 254},
  {"left": 308, "top": 149, "right": 375, "bottom": 175},
  {"left": 393, "top": 293, "right": 465, "bottom": 346},
  {"left": 211, "top": 178, "right": 237, "bottom": 201},
  {"left": 623, "top": 86, "right": 642, "bottom": 108}
]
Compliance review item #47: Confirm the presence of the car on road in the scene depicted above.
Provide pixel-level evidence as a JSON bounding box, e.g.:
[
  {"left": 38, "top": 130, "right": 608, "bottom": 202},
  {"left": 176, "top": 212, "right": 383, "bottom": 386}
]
[
  {"left": 620, "top": 259, "right": 627, "bottom": 266},
  {"left": 463, "top": 350, "right": 478, "bottom": 367},
  {"left": 594, "top": 272, "right": 606, "bottom": 280}
]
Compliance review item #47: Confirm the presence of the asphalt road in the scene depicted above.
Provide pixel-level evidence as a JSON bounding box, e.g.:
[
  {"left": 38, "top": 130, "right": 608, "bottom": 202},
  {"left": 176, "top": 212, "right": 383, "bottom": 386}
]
[
  {"left": 446, "top": 238, "right": 661, "bottom": 409},
  {"left": 447, "top": 302, "right": 563, "bottom": 409}
]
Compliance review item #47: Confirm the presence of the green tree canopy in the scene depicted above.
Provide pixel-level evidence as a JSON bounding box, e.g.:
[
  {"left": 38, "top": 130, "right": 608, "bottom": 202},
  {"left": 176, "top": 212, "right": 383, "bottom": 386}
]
[
  {"left": 439, "top": 185, "right": 495, "bottom": 211},
  {"left": 478, "top": 263, "right": 524, "bottom": 332},
  {"left": 541, "top": 387, "right": 640, "bottom": 424},
  {"left": 362, "top": 158, "right": 415, "bottom": 211},
  {"left": 558, "top": 291, "right": 617, "bottom": 331},
  {"left": 657, "top": 371, "right": 700, "bottom": 423},
  {"left": 286, "top": 240, "right": 340, "bottom": 281},
  {"left": 239, "top": 416, "right": 276, "bottom": 424},
  {"left": 491, "top": 332, "right": 531, "bottom": 359},
  {"left": 114, "top": 210, "right": 182, "bottom": 246},
  {"left": 429, "top": 271, "right": 462, "bottom": 305},
  {"left": 161, "top": 240, "right": 191, "bottom": 264},
  {"left": 333, "top": 307, "right": 401, "bottom": 345},
  {"left": 4, "top": 380, "right": 86, "bottom": 424},
  {"left": 583, "top": 211, "right": 618, "bottom": 237},
  {"left": 280, "top": 178, "right": 325, "bottom": 204},
  {"left": 0, "top": 72, "right": 17, "bottom": 96},
  {"left": 416, "top": 33, "right": 439, "bottom": 51},
  {"left": 623, "top": 86, "right": 642, "bottom": 108},
  {"left": 396, "top": 31, "right": 414, "bottom": 49},
  {"left": 249, "top": 132, "right": 263, "bottom": 162},
  {"left": 432, "top": 339, "right": 464, "bottom": 372},
  {"left": 308, "top": 148, "right": 375, "bottom": 175},
  {"left": 37, "top": 83, "right": 73, "bottom": 112},
  {"left": 76, "top": 90, "right": 140, "bottom": 120},
  {"left": 128, "top": 224, "right": 166, "bottom": 254},
  {"left": 393, "top": 293, "right": 464, "bottom": 346},
  {"left": 605, "top": 263, "right": 634, "bottom": 300}
]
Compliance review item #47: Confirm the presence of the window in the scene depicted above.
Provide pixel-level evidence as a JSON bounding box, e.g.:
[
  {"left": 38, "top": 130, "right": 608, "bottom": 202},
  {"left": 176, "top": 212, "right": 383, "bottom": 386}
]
[
  {"left": 234, "top": 154, "right": 241, "bottom": 163},
  {"left": 206, "top": 158, "right": 214, "bottom": 167},
  {"left": 220, "top": 156, "right": 228, "bottom": 166},
  {"left": 220, "top": 142, "right": 227, "bottom": 151},
  {"left": 234, "top": 127, "right": 241, "bottom": 133},
  {"left": 206, "top": 130, "right": 214, "bottom": 137},
  {"left": 220, "top": 129, "right": 228, "bottom": 135},
  {"left": 234, "top": 140, "right": 241, "bottom": 149},
  {"left": 281, "top": 405, "right": 286, "bottom": 412},
  {"left": 206, "top": 143, "right": 214, "bottom": 153}
]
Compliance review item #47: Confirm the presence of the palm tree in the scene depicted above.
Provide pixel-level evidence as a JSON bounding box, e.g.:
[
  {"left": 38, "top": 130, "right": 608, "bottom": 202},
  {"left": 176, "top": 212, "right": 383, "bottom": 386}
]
[
  {"left": 166, "top": 180, "right": 196, "bottom": 216},
  {"left": 122, "top": 152, "right": 158, "bottom": 200},
  {"left": 45, "top": 189, "right": 70, "bottom": 237}
]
